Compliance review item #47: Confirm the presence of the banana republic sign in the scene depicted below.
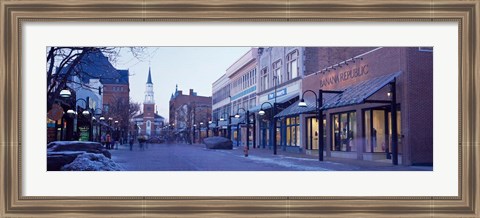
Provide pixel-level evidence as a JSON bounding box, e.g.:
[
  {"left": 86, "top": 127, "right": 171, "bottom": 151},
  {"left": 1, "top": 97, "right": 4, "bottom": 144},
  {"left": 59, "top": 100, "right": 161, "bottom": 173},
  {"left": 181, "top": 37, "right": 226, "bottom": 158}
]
[{"left": 319, "top": 64, "right": 369, "bottom": 88}]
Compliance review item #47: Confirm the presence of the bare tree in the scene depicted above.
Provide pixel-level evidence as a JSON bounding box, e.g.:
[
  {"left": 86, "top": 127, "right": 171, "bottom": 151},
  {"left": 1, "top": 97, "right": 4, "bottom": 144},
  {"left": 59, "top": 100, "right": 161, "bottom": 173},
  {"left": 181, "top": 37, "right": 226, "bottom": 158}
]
[{"left": 46, "top": 47, "right": 146, "bottom": 111}]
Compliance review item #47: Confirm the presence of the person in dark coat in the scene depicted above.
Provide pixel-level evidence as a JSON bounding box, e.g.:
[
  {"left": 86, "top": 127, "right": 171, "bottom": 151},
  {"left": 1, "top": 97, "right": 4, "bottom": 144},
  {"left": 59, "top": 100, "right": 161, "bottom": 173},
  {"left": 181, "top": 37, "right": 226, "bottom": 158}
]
[{"left": 129, "top": 138, "right": 134, "bottom": 151}]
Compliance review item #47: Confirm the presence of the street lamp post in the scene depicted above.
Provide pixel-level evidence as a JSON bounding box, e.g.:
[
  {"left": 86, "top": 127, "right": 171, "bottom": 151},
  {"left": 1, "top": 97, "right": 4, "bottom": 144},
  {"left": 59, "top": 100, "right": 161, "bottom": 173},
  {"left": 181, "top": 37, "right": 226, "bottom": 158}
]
[
  {"left": 298, "top": 90, "right": 321, "bottom": 161},
  {"left": 235, "top": 107, "right": 249, "bottom": 150},
  {"left": 207, "top": 121, "right": 212, "bottom": 137},
  {"left": 94, "top": 108, "right": 104, "bottom": 142},
  {"left": 200, "top": 121, "right": 207, "bottom": 140},
  {"left": 219, "top": 112, "right": 233, "bottom": 140},
  {"left": 66, "top": 98, "right": 91, "bottom": 141},
  {"left": 298, "top": 89, "right": 343, "bottom": 161},
  {"left": 193, "top": 124, "right": 197, "bottom": 144},
  {"left": 259, "top": 102, "right": 276, "bottom": 155}
]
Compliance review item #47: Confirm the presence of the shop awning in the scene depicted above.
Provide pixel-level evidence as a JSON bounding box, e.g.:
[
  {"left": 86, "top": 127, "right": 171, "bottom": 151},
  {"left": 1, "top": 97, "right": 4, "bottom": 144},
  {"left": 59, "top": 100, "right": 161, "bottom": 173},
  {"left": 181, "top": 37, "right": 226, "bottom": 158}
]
[
  {"left": 274, "top": 93, "right": 337, "bottom": 118},
  {"left": 249, "top": 92, "right": 299, "bottom": 112},
  {"left": 321, "top": 71, "right": 402, "bottom": 110},
  {"left": 273, "top": 71, "right": 402, "bottom": 118}
]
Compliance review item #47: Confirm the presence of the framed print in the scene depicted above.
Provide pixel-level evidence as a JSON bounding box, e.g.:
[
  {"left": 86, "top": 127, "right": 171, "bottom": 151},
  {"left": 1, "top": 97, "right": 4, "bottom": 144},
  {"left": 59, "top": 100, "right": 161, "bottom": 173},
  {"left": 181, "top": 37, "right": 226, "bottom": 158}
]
[{"left": 1, "top": 0, "right": 479, "bottom": 217}]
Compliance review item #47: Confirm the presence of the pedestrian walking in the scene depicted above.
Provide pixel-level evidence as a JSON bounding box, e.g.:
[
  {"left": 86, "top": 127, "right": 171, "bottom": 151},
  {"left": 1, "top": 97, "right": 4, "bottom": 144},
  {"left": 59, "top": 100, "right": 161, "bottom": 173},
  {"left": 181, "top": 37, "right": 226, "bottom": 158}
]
[
  {"left": 106, "top": 132, "right": 111, "bottom": 149},
  {"left": 101, "top": 133, "right": 106, "bottom": 148},
  {"left": 129, "top": 138, "right": 134, "bottom": 151}
]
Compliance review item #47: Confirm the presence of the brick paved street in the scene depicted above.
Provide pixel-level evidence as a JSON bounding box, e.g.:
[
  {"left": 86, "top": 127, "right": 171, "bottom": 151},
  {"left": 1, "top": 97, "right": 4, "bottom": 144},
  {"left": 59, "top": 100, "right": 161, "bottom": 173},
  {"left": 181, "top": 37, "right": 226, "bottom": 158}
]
[{"left": 110, "top": 143, "right": 432, "bottom": 171}]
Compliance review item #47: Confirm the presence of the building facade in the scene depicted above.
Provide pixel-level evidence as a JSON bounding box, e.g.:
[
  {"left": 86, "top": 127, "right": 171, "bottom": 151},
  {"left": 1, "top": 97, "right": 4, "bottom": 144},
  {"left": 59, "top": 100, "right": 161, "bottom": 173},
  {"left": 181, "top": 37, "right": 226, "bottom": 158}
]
[
  {"left": 133, "top": 68, "right": 165, "bottom": 138},
  {"left": 210, "top": 47, "right": 433, "bottom": 166},
  {"left": 253, "top": 47, "right": 372, "bottom": 151},
  {"left": 169, "top": 86, "right": 212, "bottom": 143},
  {"left": 276, "top": 47, "right": 433, "bottom": 165},
  {"left": 211, "top": 75, "right": 231, "bottom": 136},
  {"left": 226, "top": 48, "right": 258, "bottom": 146}
]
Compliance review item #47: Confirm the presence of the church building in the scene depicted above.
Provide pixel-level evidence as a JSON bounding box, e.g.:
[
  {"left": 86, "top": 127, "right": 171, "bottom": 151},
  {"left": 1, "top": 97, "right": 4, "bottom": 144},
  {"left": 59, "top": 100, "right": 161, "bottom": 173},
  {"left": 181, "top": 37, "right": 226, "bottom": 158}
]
[{"left": 133, "top": 68, "right": 165, "bottom": 138}]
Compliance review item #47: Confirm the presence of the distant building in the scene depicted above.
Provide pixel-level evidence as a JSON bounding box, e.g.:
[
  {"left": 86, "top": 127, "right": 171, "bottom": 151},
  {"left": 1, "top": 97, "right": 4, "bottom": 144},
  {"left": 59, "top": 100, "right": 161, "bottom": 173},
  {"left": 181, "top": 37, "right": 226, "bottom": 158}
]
[
  {"left": 169, "top": 85, "right": 212, "bottom": 142},
  {"left": 133, "top": 68, "right": 165, "bottom": 137}
]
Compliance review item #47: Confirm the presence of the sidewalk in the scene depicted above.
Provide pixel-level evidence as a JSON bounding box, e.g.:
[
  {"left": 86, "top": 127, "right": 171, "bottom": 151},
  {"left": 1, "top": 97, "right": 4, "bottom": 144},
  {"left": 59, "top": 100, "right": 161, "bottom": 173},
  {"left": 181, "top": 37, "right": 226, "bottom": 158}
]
[{"left": 193, "top": 142, "right": 432, "bottom": 171}]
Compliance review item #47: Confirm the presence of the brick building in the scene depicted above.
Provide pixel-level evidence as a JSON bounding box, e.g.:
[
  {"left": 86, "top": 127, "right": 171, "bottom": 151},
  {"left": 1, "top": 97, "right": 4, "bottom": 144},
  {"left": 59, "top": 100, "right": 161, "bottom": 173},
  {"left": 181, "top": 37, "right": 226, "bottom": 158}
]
[
  {"left": 276, "top": 47, "right": 433, "bottom": 165},
  {"left": 169, "top": 86, "right": 212, "bottom": 142}
]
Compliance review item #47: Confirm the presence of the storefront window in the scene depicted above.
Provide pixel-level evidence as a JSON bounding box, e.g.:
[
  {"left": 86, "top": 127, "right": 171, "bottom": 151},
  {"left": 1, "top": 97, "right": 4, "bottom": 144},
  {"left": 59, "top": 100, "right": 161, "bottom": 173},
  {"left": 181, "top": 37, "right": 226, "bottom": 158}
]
[
  {"left": 276, "top": 119, "right": 282, "bottom": 146},
  {"left": 331, "top": 112, "right": 356, "bottom": 151},
  {"left": 285, "top": 116, "right": 300, "bottom": 146}
]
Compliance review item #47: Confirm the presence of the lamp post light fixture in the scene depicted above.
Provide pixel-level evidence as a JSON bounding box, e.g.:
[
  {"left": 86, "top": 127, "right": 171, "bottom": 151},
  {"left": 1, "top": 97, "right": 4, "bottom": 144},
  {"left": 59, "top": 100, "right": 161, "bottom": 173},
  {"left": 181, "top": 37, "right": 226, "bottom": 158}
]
[
  {"left": 219, "top": 112, "right": 231, "bottom": 138},
  {"left": 94, "top": 108, "right": 104, "bottom": 143},
  {"left": 298, "top": 90, "right": 321, "bottom": 161},
  {"left": 258, "top": 102, "right": 276, "bottom": 155},
  {"left": 193, "top": 124, "right": 197, "bottom": 144},
  {"left": 67, "top": 109, "right": 76, "bottom": 115},
  {"left": 59, "top": 89, "right": 72, "bottom": 98},
  {"left": 235, "top": 107, "right": 250, "bottom": 150}
]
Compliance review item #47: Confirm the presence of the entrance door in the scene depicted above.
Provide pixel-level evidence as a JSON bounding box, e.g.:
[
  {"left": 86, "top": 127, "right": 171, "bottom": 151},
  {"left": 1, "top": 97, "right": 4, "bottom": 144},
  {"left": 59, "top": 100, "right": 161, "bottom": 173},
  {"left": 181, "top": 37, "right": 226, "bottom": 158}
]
[
  {"left": 306, "top": 116, "right": 326, "bottom": 150},
  {"left": 364, "top": 108, "right": 401, "bottom": 154}
]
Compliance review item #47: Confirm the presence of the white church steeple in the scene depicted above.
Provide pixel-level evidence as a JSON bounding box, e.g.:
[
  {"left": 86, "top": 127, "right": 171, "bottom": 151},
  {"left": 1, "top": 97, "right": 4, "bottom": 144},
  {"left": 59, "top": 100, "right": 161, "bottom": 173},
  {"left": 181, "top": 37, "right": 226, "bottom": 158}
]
[{"left": 144, "top": 67, "right": 155, "bottom": 104}]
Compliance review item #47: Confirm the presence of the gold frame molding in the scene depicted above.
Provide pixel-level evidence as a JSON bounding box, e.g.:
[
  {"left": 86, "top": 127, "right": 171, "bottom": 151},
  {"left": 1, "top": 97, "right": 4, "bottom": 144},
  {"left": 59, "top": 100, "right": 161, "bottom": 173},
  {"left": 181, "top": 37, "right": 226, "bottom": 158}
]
[{"left": 1, "top": 0, "right": 479, "bottom": 217}]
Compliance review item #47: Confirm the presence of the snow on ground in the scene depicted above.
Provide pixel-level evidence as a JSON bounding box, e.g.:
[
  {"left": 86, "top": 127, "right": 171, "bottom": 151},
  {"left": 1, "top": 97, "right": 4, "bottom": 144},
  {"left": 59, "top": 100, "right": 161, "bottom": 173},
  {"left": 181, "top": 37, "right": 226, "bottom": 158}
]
[
  {"left": 61, "top": 153, "right": 123, "bottom": 171},
  {"left": 246, "top": 155, "right": 330, "bottom": 171}
]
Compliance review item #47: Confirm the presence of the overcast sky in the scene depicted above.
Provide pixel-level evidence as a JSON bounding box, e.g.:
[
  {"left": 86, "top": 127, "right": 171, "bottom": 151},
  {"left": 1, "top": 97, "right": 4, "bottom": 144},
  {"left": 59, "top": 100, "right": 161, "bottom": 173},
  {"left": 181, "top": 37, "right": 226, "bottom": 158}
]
[{"left": 112, "top": 47, "right": 251, "bottom": 120}]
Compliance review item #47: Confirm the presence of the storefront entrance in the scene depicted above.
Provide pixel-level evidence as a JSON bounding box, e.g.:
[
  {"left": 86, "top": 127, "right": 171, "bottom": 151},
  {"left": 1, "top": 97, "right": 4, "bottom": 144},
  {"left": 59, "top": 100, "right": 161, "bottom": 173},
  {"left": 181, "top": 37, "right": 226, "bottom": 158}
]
[
  {"left": 260, "top": 120, "right": 270, "bottom": 149},
  {"left": 306, "top": 116, "right": 326, "bottom": 150},
  {"left": 364, "top": 107, "right": 402, "bottom": 155}
]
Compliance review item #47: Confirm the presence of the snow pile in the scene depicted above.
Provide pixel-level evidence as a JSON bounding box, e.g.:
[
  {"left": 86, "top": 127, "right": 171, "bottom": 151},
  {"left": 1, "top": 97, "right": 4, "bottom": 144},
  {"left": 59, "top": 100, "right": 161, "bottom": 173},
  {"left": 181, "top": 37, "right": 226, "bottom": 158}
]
[
  {"left": 203, "top": 136, "right": 233, "bottom": 149},
  {"left": 61, "top": 153, "right": 123, "bottom": 171}
]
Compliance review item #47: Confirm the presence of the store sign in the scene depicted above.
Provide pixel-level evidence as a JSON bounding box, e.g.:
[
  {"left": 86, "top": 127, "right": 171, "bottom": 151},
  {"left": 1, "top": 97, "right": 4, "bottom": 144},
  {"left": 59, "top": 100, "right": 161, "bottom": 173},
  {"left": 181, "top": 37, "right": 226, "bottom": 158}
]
[
  {"left": 79, "top": 126, "right": 90, "bottom": 141},
  {"left": 268, "top": 88, "right": 287, "bottom": 100},
  {"left": 319, "top": 64, "right": 369, "bottom": 88}
]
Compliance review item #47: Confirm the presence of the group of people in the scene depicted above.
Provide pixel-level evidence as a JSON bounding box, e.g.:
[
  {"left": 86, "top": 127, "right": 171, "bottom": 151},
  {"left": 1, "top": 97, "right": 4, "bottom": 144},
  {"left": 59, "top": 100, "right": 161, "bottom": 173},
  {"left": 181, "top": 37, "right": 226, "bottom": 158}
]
[
  {"left": 100, "top": 132, "right": 119, "bottom": 150},
  {"left": 100, "top": 132, "right": 149, "bottom": 151}
]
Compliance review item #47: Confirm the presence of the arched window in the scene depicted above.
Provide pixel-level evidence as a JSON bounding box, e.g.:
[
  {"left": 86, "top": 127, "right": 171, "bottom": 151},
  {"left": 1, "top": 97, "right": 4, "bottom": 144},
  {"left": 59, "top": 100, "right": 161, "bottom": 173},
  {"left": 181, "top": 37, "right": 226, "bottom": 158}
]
[{"left": 146, "top": 120, "right": 151, "bottom": 136}]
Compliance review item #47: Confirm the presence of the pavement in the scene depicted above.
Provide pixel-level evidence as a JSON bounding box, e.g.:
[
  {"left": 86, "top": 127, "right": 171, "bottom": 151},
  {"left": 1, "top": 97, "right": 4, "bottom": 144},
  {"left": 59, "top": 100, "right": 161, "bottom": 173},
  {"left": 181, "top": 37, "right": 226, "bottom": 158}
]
[{"left": 109, "top": 142, "right": 432, "bottom": 171}]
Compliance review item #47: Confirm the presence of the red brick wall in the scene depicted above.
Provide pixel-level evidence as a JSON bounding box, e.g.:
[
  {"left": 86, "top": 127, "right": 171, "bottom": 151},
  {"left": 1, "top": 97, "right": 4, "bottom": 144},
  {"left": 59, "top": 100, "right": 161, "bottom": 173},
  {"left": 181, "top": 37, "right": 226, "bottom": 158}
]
[
  {"left": 304, "top": 47, "right": 376, "bottom": 76},
  {"left": 169, "top": 94, "right": 212, "bottom": 125},
  {"left": 102, "top": 84, "right": 129, "bottom": 108},
  {"left": 404, "top": 48, "right": 433, "bottom": 165},
  {"left": 302, "top": 47, "right": 433, "bottom": 166}
]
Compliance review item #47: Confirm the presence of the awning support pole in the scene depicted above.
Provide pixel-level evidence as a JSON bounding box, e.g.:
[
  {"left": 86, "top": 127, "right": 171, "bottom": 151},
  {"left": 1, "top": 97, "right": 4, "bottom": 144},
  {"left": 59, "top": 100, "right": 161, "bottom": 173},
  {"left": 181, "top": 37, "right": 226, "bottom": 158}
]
[
  {"left": 318, "top": 90, "right": 324, "bottom": 161},
  {"left": 390, "top": 79, "right": 399, "bottom": 165},
  {"left": 252, "top": 113, "right": 256, "bottom": 149}
]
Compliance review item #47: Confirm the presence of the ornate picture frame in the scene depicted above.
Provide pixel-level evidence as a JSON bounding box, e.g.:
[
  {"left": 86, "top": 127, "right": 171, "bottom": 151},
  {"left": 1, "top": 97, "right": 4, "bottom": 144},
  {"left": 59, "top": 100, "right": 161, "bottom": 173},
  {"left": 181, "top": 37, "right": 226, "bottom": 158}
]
[{"left": 1, "top": 0, "right": 478, "bottom": 216}]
